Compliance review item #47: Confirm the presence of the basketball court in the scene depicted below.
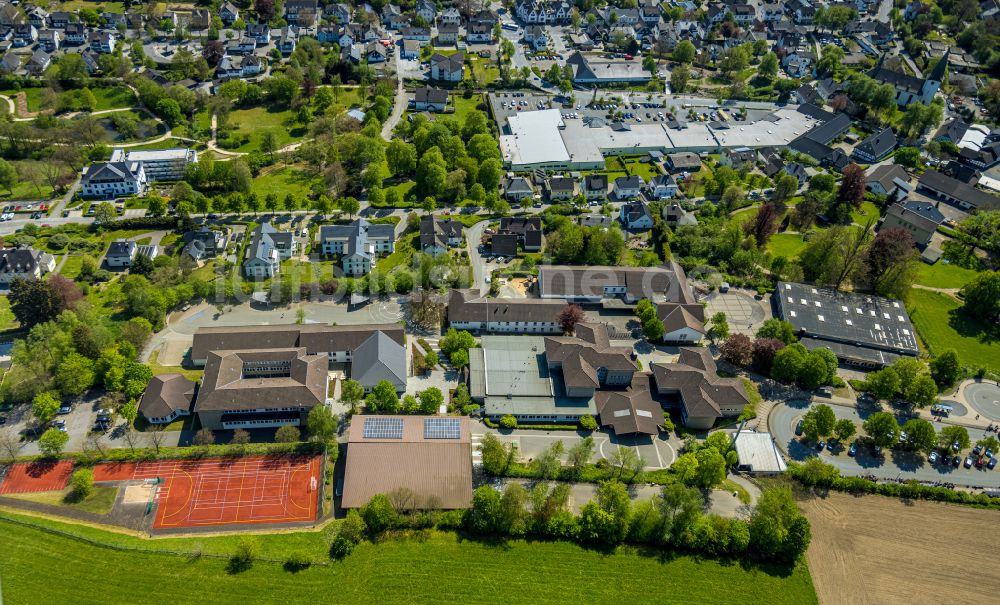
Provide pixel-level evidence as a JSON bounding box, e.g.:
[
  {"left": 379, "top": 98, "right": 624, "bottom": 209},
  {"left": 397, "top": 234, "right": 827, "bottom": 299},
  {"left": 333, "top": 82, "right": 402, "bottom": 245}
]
[
  {"left": 0, "top": 460, "right": 73, "bottom": 494},
  {"left": 93, "top": 455, "right": 321, "bottom": 529}
]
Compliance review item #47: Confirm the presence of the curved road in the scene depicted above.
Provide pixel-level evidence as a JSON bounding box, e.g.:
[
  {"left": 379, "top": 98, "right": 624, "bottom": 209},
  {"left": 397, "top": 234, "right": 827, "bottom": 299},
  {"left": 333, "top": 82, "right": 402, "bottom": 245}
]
[
  {"left": 770, "top": 400, "right": 1000, "bottom": 489},
  {"left": 381, "top": 46, "right": 406, "bottom": 141}
]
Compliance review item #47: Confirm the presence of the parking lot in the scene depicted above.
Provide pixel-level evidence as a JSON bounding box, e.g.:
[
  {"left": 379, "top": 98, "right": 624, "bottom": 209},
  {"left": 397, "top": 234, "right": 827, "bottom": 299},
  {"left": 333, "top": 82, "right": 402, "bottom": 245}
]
[
  {"left": 474, "top": 425, "right": 678, "bottom": 470},
  {"left": 0, "top": 395, "right": 132, "bottom": 457}
]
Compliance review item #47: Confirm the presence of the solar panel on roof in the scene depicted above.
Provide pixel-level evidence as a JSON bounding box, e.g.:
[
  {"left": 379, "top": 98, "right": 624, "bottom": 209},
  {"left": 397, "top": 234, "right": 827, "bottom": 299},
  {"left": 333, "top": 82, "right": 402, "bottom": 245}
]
[
  {"left": 363, "top": 417, "right": 404, "bottom": 439},
  {"left": 424, "top": 417, "right": 461, "bottom": 439}
]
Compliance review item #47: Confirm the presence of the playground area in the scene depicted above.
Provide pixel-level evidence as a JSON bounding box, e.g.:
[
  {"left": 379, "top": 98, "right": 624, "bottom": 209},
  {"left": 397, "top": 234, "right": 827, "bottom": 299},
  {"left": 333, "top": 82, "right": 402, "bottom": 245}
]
[
  {"left": 94, "top": 455, "right": 321, "bottom": 529},
  {"left": 0, "top": 460, "right": 73, "bottom": 495}
]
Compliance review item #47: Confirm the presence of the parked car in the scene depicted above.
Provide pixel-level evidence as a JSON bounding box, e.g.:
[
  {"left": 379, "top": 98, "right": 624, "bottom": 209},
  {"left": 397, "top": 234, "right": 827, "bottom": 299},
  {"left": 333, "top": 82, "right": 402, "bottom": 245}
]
[
  {"left": 51, "top": 419, "right": 67, "bottom": 432},
  {"left": 848, "top": 442, "right": 857, "bottom": 457},
  {"left": 57, "top": 404, "right": 72, "bottom": 415},
  {"left": 988, "top": 457, "right": 998, "bottom": 470},
  {"left": 816, "top": 441, "right": 825, "bottom": 451},
  {"left": 928, "top": 451, "right": 939, "bottom": 464},
  {"left": 964, "top": 456, "right": 973, "bottom": 468},
  {"left": 953, "top": 455, "right": 962, "bottom": 467},
  {"left": 795, "top": 419, "right": 803, "bottom": 436}
]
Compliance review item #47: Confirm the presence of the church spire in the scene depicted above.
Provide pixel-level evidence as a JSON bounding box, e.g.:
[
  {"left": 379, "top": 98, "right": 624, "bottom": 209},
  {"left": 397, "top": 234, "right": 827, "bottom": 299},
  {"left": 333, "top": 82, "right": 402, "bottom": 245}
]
[{"left": 928, "top": 48, "right": 949, "bottom": 84}]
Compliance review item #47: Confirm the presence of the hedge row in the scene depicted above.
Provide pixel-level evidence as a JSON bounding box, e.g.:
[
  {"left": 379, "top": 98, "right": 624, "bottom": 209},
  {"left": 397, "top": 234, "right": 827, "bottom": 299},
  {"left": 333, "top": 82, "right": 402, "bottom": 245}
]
[
  {"left": 788, "top": 461, "right": 1000, "bottom": 510},
  {"left": 93, "top": 216, "right": 193, "bottom": 231},
  {"left": 11, "top": 441, "right": 327, "bottom": 466}
]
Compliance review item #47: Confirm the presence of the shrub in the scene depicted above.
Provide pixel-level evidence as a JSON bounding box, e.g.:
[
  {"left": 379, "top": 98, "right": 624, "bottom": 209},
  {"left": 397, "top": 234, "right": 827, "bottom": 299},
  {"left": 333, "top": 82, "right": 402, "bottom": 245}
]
[
  {"left": 499, "top": 415, "right": 518, "bottom": 430},
  {"left": 48, "top": 233, "right": 69, "bottom": 250},
  {"left": 68, "top": 468, "right": 93, "bottom": 501},
  {"left": 462, "top": 404, "right": 481, "bottom": 415},
  {"left": 284, "top": 551, "right": 312, "bottom": 572},
  {"left": 329, "top": 535, "right": 354, "bottom": 559},
  {"left": 579, "top": 415, "right": 598, "bottom": 431},
  {"left": 228, "top": 536, "right": 260, "bottom": 573}
]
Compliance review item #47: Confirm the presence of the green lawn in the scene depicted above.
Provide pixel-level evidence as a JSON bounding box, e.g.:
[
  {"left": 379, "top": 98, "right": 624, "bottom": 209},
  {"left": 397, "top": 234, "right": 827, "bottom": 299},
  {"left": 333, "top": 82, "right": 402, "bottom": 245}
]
[
  {"left": 278, "top": 259, "right": 338, "bottom": 283},
  {"left": 253, "top": 165, "right": 322, "bottom": 199},
  {"left": 906, "top": 289, "right": 1000, "bottom": 370},
  {"left": 2, "top": 160, "right": 55, "bottom": 200},
  {"left": 225, "top": 106, "right": 307, "bottom": 153},
  {"left": 51, "top": 1, "right": 126, "bottom": 13},
  {"left": 0, "top": 514, "right": 817, "bottom": 605},
  {"left": 376, "top": 231, "right": 419, "bottom": 272},
  {"left": 767, "top": 232, "right": 808, "bottom": 260},
  {"left": 913, "top": 262, "right": 980, "bottom": 290},
  {"left": 124, "top": 138, "right": 201, "bottom": 152},
  {"left": 850, "top": 201, "right": 880, "bottom": 226},
  {"left": 91, "top": 87, "right": 135, "bottom": 111},
  {"left": 58, "top": 255, "right": 84, "bottom": 279},
  {"left": 383, "top": 179, "right": 417, "bottom": 204},
  {"left": 468, "top": 56, "right": 500, "bottom": 85},
  {"left": 450, "top": 94, "right": 485, "bottom": 123},
  {"left": 0, "top": 295, "right": 18, "bottom": 331},
  {"left": 4, "top": 487, "right": 118, "bottom": 515}
]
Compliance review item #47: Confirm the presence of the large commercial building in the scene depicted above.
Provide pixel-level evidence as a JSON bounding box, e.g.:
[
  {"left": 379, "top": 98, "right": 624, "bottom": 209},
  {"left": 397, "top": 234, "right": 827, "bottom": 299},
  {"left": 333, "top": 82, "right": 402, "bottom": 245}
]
[
  {"left": 650, "top": 348, "right": 749, "bottom": 429},
  {"left": 538, "top": 263, "right": 696, "bottom": 305},
  {"left": 497, "top": 104, "right": 819, "bottom": 171},
  {"left": 341, "top": 415, "right": 473, "bottom": 509},
  {"left": 108, "top": 147, "right": 198, "bottom": 182},
  {"left": 448, "top": 289, "right": 567, "bottom": 334},
  {"left": 773, "top": 281, "right": 919, "bottom": 367}
]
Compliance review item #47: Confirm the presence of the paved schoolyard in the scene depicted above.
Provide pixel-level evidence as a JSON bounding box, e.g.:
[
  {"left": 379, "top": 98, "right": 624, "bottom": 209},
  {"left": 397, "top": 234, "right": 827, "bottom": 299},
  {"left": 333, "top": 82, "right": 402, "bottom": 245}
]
[
  {"left": 965, "top": 382, "right": 1000, "bottom": 422},
  {"left": 702, "top": 290, "right": 770, "bottom": 335}
]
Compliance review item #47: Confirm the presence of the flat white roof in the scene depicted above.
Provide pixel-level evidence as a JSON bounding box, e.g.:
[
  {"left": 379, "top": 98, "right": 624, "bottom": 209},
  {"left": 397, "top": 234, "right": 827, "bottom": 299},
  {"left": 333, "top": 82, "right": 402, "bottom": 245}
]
[
  {"left": 110, "top": 147, "right": 194, "bottom": 162},
  {"left": 734, "top": 431, "right": 787, "bottom": 473},
  {"left": 501, "top": 109, "right": 570, "bottom": 166}
]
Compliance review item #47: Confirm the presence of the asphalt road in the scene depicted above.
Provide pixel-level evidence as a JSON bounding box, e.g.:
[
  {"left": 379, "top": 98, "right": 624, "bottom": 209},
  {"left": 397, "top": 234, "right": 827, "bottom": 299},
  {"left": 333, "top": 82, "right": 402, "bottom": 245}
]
[{"left": 770, "top": 401, "right": 1000, "bottom": 488}]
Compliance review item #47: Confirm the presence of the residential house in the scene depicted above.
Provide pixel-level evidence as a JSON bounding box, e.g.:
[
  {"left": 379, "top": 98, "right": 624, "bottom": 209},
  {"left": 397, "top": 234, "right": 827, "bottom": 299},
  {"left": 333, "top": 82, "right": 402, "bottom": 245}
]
[
  {"left": 243, "top": 222, "right": 296, "bottom": 278},
  {"left": 866, "top": 164, "right": 912, "bottom": 199},
  {"left": 12, "top": 24, "right": 36, "bottom": 47},
  {"left": 650, "top": 349, "right": 749, "bottom": 428},
  {"left": 547, "top": 176, "right": 576, "bottom": 200},
  {"left": 400, "top": 26, "right": 431, "bottom": 42},
  {"left": 0, "top": 247, "right": 55, "bottom": 286},
  {"left": 612, "top": 175, "right": 644, "bottom": 199},
  {"left": 881, "top": 202, "right": 939, "bottom": 247},
  {"left": 654, "top": 301, "right": 705, "bottom": 343},
  {"left": 188, "top": 8, "right": 211, "bottom": 30},
  {"left": 412, "top": 87, "right": 448, "bottom": 112},
  {"left": 584, "top": 174, "right": 608, "bottom": 200},
  {"left": 326, "top": 3, "right": 352, "bottom": 24},
  {"left": 647, "top": 175, "right": 680, "bottom": 199},
  {"left": 439, "top": 7, "right": 462, "bottom": 25},
  {"left": 721, "top": 146, "right": 756, "bottom": 167},
  {"left": 420, "top": 215, "right": 463, "bottom": 256},
  {"left": 430, "top": 52, "right": 464, "bottom": 81},
  {"left": 400, "top": 38, "right": 422, "bottom": 59},
  {"left": 498, "top": 216, "right": 543, "bottom": 252},
  {"left": 26, "top": 50, "right": 51, "bottom": 75},
  {"left": 579, "top": 214, "right": 613, "bottom": 228},
  {"left": 220, "top": 2, "right": 240, "bottom": 25},
  {"left": 853, "top": 127, "right": 898, "bottom": 163},
  {"left": 502, "top": 175, "right": 534, "bottom": 202},
  {"left": 781, "top": 163, "right": 809, "bottom": 188},
  {"left": 182, "top": 227, "right": 229, "bottom": 260},
  {"left": 0, "top": 53, "right": 19, "bottom": 74},
  {"left": 662, "top": 203, "right": 697, "bottom": 228},
  {"left": 665, "top": 152, "right": 701, "bottom": 173},
  {"left": 277, "top": 26, "right": 298, "bottom": 55},
  {"left": 284, "top": 0, "right": 319, "bottom": 25},
  {"left": 415, "top": 0, "right": 436, "bottom": 23},
  {"left": 105, "top": 239, "right": 137, "bottom": 268},
  {"left": 81, "top": 161, "right": 147, "bottom": 198},
  {"left": 226, "top": 35, "right": 257, "bottom": 55},
  {"left": 437, "top": 22, "right": 459, "bottom": 44},
  {"left": 619, "top": 200, "right": 654, "bottom": 230},
  {"left": 247, "top": 23, "right": 270, "bottom": 45},
  {"left": 216, "top": 54, "right": 262, "bottom": 79},
  {"left": 108, "top": 148, "right": 198, "bottom": 182},
  {"left": 38, "top": 29, "right": 59, "bottom": 52},
  {"left": 524, "top": 25, "right": 548, "bottom": 50},
  {"left": 352, "top": 331, "right": 407, "bottom": 392},
  {"left": 49, "top": 12, "right": 73, "bottom": 29},
  {"left": 869, "top": 49, "right": 947, "bottom": 106},
  {"left": 467, "top": 21, "right": 493, "bottom": 43},
  {"left": 318, "top": 219, "right": 395, "bottom": 276},
  {"left": 781, "top": 50, "right": 812, "bottom": 78},
  {"left": 88, "top": 31, "right": 115, "bottom": 54},
  {"left": 64, "top": 22, "right": 86, "bottom": 45}
]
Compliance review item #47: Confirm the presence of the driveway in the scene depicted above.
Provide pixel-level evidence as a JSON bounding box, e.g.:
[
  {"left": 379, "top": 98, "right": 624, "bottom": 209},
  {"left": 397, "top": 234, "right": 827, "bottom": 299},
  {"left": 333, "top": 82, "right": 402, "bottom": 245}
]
[{"left": 770, "top": 400, "right": 1000, "bottom": 488}]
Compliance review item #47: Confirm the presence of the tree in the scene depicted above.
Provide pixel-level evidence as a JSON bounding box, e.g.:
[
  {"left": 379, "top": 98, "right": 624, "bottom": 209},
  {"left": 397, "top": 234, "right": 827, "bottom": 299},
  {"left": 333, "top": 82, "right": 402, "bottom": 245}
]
[
  {"left": 419, "top": 387, "right": 444, "bottom": 415},
  {"left": 862, "top": 227, "right": 918, "bottom": 298},
  {"left": 450, "top": 349, "right": 470, "bottom": 369},
  {"left": 866, "top": 367, "right": 901, "bottom": 401},
  {"left": 756, "top": 319, "right": 796, "bottom": 344},
  {"left": 938, "top": 425, "right": 970, "bottom": 451},
  {"left": 306, "top": 405, "right": 337, "bottom": 443},
  {"left": 93, "top": 201, "right": 116, "bottom": 225},
  {"left": 833, "top": 419, "right": 856, "bottom": 443},
  {"left": 902, "top": 418, "right": 937, "bottom": 453},
  {"left": 120, "top": 401, "right": 138, "bottom": 427},
  {"left": 531, "top": 440, "right": 565, "bottom": 480},
  {"left": 693, "top": 448, "right": 727, "bottom": 487},
  {"left": 340, "top": 379, "right": 364, "bottom": 409},
  {"left": 193, "top": 427, "right": 216, "bottom": 447},
  {"left": 231, "top": 536, "right": 260, "bottom": 571},
  {"left": 757, "top": 52, "right": 779, "bottom": 79},
  {"left": 960, "top": 271, "right": 1000, "bottom": 322},
  {"left": 579, "top": 414, "right": 598, "bottom": 431},
  {"left": 275, "top": 425, "right": 301, "bottom": 443},
  {"left": 863, "top": 412, "right": 899, "bottom": 448},
  {"left": 752, "top": 338, "right": 785, "bottom": 375},
  {"left": 0, "top": 158, "right": 18, "bottom": 194},
  {"left": 801, "top": 404, "right": 836, "bottom": 441},
  {"left": 929, "top": 350, "right": 961, "bottom": 389},
  {"left": 673, "top": 40, "right": 696, "bottom": 63},
  {"left": 365, "top": 380, "right": 400, "bottom": 413},
  {"left": 440, "top": 328, "right": 476, "bottom": 356},
  {"left": 905, "top": 374, "right": 938, "bottom": 408},
  {"left": 838, "top": 163, "right": 866, "bottom": 208},
  {"left": 771, "top": 343, "right": 806, "bottom": 384},
  {"left": 499, "top": 414, "right": 517, "bottom": 429},
  {"left": 557, "top": 304, "right": 585, "bottom": 334},
  {"left": 719, "top": 333, "right": 753, "bottom": 366},
  {"left": 69, "top": 468, "right": 94, "bottom": 501},
  {"left": 480, "top": 432, "right": 515, "bottom": 476},
  {"left": 670, "top": 63, "right": 690, "bottom": 94},
  {"left": 709, "top": 311, "right": 730, "bottom": 341},
  {"left": 749, "top": 487, "right": 811, "bottom": 562},
  {"left": 566, "top": 436, "right": 595, "bottom": 477},
  {"left": 8, "top": 278, "right": 62, "bottom": 328},
  {"left": 0, "top": 432, "right": 23, "bottom": 462},
  {"left": 340, "top": 197, "right": 360, "bottom": 219},
  {"left": 774, "top": 174, "right": 798, "bottom": 203},
  {"left": 38, "top": 427, "right": 69, "bottom": 457},
  {"left": 32, "top": 391, "right": 61, "bottom": 426},
  {"left": 469, "top": 486, "right": 505, "bottom": 535}
]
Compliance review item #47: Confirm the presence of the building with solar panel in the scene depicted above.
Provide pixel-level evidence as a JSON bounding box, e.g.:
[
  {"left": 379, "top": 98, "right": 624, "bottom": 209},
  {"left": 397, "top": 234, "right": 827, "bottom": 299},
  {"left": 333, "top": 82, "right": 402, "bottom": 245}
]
[
  {"left": 341, "top": 416, "right": 473, "bottom": 510},
  {"left": 773, "top": 281, "right": 920, "bottom": 368}
]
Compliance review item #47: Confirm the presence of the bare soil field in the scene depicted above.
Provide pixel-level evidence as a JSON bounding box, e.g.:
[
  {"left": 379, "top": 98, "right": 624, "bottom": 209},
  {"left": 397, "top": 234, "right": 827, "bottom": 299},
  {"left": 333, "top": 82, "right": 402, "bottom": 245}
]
[{"left": 801, "top": 491, "right": 1000, "bottom": 605}]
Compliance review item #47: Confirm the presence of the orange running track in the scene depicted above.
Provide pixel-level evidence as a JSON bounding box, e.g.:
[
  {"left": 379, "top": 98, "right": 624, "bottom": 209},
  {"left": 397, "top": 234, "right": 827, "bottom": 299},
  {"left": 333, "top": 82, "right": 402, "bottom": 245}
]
[
  {"left": 0, "top": 460, "right": 73, "bottom": 494},
  {"left": 94, "top": 455, "right": 321, "bottom": 529}
]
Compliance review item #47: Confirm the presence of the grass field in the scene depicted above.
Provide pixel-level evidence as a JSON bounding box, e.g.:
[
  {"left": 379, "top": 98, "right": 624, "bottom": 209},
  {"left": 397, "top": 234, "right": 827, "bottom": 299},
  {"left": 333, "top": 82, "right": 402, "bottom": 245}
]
[
  {"left": 58, "top": 255, "right": 84, "bottom": 279},
  {"left": 450, "top": 94, "right": 485, "bottom": 123},
  {"left": 51, "top": 1, "right": 126, "bottom": 13},
  {"left": 0, "top": 514, "right": 817, "bottom": 605},
  {"left": 90, "top": 87, "right": 135, "bottom": 111},
  {"left": 253, "top": 165, "right": 322, "bottom": 199},
  {"left": 226, "top": 106, "right": 306, "bottom": 153},
  {"left": 906, "top": 289, "right": 1000, "bottom": 369},
  {"left": 0, "top": 295, "right": 17, "bottom": 331},
  {"left": 913, "top": 262, "right": 980, "bottom": 289},
  {"left": 767, "top": 232, "right": 808, "bottom": 259},
  {"left": 4, "top": 487, "right": 118, "bottom": 515},
  {"left": 850, "top": 201, "right": 880, "bottom": 226},
  {"left": 2, "top": 160, "right": 55, "bottom": 200}
]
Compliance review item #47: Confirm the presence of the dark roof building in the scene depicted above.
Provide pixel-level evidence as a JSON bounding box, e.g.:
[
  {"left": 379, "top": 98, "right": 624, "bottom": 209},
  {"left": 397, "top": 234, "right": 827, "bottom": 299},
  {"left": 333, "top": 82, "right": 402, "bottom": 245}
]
[
  {"left": 538, "top": 263, "right": 695, "bottom": 304},
  {"left": 853, "top": 127, "right": 898, "bottom": 163},
  {"left": 351, "top": 331, "right": 407, "bottom": 392},
  {"left": 137, "top": 374, "right": 196, "bottom": 424},
  {"left": 448, "top": 289, "right": 566, "bottom": 333},
  {"left": 190, "top": 324, "right": 405, "bottom": 365},
  {"left": 774, "top": 281, "right": 919, "bottom": 367},
  {"left": 595, "top": 374, "right": 663, "bottom": 435},
  {"left": 650, "top": 348, "right": 749, "bottom": 429},
  {"left": 917, "top": 169, "right": 1000, "bottom": 211},
  {"left": 342, "top": 416, "right": 472, "bottom": 509}
]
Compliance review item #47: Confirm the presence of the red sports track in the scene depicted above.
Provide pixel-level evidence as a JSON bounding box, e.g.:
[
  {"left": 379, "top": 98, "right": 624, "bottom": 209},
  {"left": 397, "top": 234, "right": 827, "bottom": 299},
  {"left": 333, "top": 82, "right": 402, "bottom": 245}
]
[
  {"left": 93, "top": 455, "right": 321, "bottom": 529},
  {"left": 0, "top": 460, "right": 73, "bottom": 494}
]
